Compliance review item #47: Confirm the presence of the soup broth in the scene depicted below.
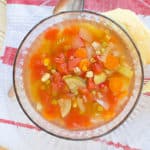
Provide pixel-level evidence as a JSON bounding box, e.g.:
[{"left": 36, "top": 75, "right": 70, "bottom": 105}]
[{"left": 24, "top": 20, "right": 134, "bottom": 130}]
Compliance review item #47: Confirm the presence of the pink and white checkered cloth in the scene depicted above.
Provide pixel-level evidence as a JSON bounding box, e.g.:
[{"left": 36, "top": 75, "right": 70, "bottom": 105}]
[{"left": 0, "top": 0, "right": 150, "bottom": 150}]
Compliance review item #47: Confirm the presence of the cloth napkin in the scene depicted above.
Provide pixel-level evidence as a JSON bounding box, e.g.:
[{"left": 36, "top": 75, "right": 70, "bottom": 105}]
[{"left": 0, "top": 0, "right": 150, "bottom": 150}]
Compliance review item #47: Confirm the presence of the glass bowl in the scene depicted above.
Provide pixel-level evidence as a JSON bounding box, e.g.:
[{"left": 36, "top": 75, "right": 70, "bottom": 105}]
[{"left": 13, "top": 11, "right": 143, "bottom": 140}]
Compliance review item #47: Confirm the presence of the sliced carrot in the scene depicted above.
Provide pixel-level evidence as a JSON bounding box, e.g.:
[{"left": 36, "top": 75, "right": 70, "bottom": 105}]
[
  {"left": 109, "top": 75, "right": 128, "bottom": 94},
  {"left": 45, "top": 28, "right": 59, "bottom": 41},
  {"left": 79, "top": 58, "right": 90, "bottom": 72},
  {"left": 104, "top": 54, "right": 120, "bottom": 70},
  {"left": 75, "top": 48, "right": 87, "bottom": 58},
  {"left": 63, "top": 25, "right": 79, "bottom": 36}
]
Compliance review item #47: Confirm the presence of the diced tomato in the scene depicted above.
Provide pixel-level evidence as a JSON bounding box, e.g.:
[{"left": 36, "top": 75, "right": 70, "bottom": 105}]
[
  {"left": 38, "top": 88, "right": 51, "bottom": 106},
  {"left": 54, "top": 53, "right": 68, "bottom": 74},
  {"left": 66, "top": 49, "right": 76, "bottom": 58},
  {"left": 29, "top": 53, "right": 46, "bottom": 80},
  {"left": 42, "top": 104, "right": 60, "bottom": 121},
  {"left": 65, "top": 109, "right": 91, "bottom": 129},
  {"left": 93, "top": 55, "right": 102, "bottom": 62},
  {"left": 71, "top": 36, "right": 84, "bottom": 49},
  {"left": 100, "top": 82, "right": 117, "bottom": 107},
  {"left": 87, "top": 78, "right": 97, "bottom": 90},
  {"left": 56, "top": 63, "right": 68, "bottom": 74},
  {"left": 54, "top": 53, "right": 66, "bottom": 64},
  {"left": 63, "top": 25, "right": 79, "bottom": 36},
  {"left": 68, "top": 57, "right": 81, "bottom": 72},
  {"left": 91, "top": 62, "right": 103, "bottom": 74},
  {"left": 78, "top": 87, "right": 94, "bottom": 101},
  {"left": 45, "top": 28, "right": 59, "bottom": 41}
]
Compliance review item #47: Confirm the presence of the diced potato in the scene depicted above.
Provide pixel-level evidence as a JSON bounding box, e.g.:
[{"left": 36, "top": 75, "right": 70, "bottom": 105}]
[
  {"left": 94, "top": 72, "right": 107, "bottom": 84},
  {"left": 58, "top": 99, "right": 71, "bottom": 117},
  {"left": 77, "top": 97, "right": 85, "bottom": 113},
  {"left": 86, "top": 71, "right": 94, "bottom": 78},
  {"left": 117, "top": 65, "right": 133, "bottom": 78},
  {"left": 63, "top": 75, "right": 86, "bottom": 94},
  {"left": 41, "top": 73, "right": 50, "bottom": 82}
]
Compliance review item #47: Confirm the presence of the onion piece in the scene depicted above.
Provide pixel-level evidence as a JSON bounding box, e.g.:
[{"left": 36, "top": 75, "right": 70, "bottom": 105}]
[
  {"left": 96, "top": 99, "right": 109, "bottom": 110},
  {"left": 58, "top": 99, "right": 71, "bottom": 117},
  {"left": 77, "top": 97, "right": 85, "bottom": 113}
]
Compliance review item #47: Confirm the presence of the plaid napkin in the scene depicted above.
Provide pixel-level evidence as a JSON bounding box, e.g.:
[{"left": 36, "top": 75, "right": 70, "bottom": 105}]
[{"left": 0, "top": 0, "right": 150, "bottom": 150}]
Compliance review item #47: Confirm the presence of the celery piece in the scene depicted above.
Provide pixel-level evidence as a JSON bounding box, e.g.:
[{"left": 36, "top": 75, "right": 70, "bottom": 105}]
[
  {"left": 118, "top": 65, "right": 133, "bottom": 78},
  {"left": 94, "top": 72, "right": 107, "bottom": 85}
]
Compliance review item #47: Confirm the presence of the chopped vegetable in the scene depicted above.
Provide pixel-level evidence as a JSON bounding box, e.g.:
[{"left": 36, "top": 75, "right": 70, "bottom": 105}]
[
  {"left": 36, "top": 103, "right": 43, "bottom": 111},
  {"left": 96, "top": 99, "right": 109, "bottom": 110},
  {"left": 63, "top": 75, "right": 86, "bottom": 94},
  {"left": 91, "top": 62, "right": 103, "bottom": 74},
  {"left": 94, "top": 72, "right": 107, "bottom": 85},
  {"left": 104, "top": 53, "right": 120, "bottom": 70},
  {"left": 26, "top": 19, "right": 134, "bottom": 130},
  {"left": 77, "top": 97, "right": 85, "bottom": 113},
  {"left": 117, "top": 64, "right": 133, "bottom": 78},
  {"left": 45, "top": 28, "right": 59, "bottom": 41},
  {"left": 58, "top": 99, "right": 71, "bottom": 117},
  {"left": 92, "top": 41, "right": 101, "bottom": 50},
  {"left": 41, "top": 73, "right": 50, "bottom": 82},
  {"left": 75, "top": 48, "right": 87, "bottom": 58},
  {"left": 43, "top": 58, "right": 50, "bottom": 66},
  {"left": 109, "top": 74, "right": 129, "bottom": 94},
  {"left": 86, "top": 71, "right": 94, "bottom": 78},
  {"left": 79, "top": 59, "right": 90, "bottom": 72},
  {"left": 73, "top": 67, "right": 81, "bottom": 75}
]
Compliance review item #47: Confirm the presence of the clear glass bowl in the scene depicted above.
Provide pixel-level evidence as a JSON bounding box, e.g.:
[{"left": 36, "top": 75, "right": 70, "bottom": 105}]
[{"left": 13, "top": 11, "right": 143, "bottom": 140}]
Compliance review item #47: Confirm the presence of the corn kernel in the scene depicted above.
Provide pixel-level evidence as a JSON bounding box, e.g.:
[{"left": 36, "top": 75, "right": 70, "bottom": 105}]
[
  {"left": 72, "top": 101, "right": 77, "bottom": 108},
  {"left": 46, "top": 80, "right": 50, "bottom": 85},
  {"left": 92, "top": 90, "right": 96, "bottom": 95},
  {"left": 100, "top": 48, "right": 106, "bottom": 54},
  {"left": 95, "top": 50, "right": 101, "bottom": 55},
  {"left": 51, "top": 69, "right": 56, "bottom": 74},
  {"left": 51, "top": 99, "right": 58, "bottom": 105},
  {"left": 90, "top": 57, "right": 96, "bottom": 63},
  {"left": 97, "top": 105, "right": 103, "bottom": 112},
  {"left": 102, "top": 41, "right": 108, "bottom": 47},
  {"left": 82, "top": 65, "right": 88, "bottom": 72},
  {"left": 43, "top": 58, "right": 50, "bottom": 66},
  {"left": 105, "top": 35, "right": 111, "bottom": 40}
]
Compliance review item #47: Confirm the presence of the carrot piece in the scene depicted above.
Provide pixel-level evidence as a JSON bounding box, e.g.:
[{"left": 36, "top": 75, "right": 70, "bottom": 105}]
[
  {"left": 42, "top": 105, "right": 60, "bottom": 121},
  {"left": 45, "top": 28, "right": 59, "bottom": 41},
  {"left": 75, "top": 48, "right": 87, "bottom": 58},
  {"left": 63, "top": 25, "right": 79, "bottom": 36},
  {"left": 79, "top": 58, "right": 90, "bottom": 72},
  {"left": 116, "top": 91, "right": 128, "bottom": 100},
  {"left": 109, "top": 75, "right": 128, "bottom": 94},
  {"left": 104, "top": 54, "right": 120, "bottom": 70}
]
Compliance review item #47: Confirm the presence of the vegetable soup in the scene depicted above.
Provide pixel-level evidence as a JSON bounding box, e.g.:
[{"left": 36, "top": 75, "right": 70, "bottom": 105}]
[{"left": 23, "top": 20, "right": 134, "bottom": 130}]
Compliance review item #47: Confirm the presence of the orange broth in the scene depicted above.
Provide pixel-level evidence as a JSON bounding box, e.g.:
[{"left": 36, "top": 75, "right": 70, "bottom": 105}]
[{"left": 23, "top": 20, "right": 134, "bottom": 130}]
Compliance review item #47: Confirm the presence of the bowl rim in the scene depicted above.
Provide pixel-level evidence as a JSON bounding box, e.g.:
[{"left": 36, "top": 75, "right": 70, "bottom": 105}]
[{"left": 13, "top": 10, "right": 144, "bottom": 140}]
